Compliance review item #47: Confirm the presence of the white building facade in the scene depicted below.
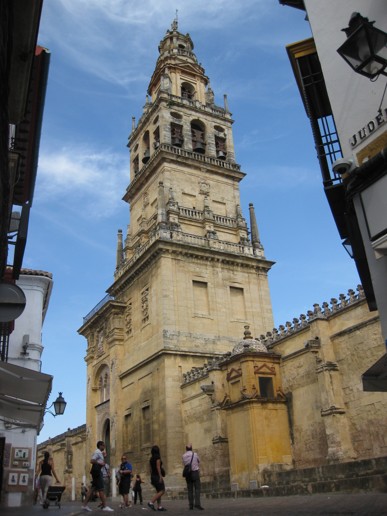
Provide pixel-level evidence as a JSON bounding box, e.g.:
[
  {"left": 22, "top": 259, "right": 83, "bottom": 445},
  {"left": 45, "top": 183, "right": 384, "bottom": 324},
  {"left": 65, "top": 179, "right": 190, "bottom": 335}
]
[
  {"left": 281, "top": 0, "right": 387, "bottom": 389},
  {"left": 0, "top": 270, "right": 53, "bottom": 507}
]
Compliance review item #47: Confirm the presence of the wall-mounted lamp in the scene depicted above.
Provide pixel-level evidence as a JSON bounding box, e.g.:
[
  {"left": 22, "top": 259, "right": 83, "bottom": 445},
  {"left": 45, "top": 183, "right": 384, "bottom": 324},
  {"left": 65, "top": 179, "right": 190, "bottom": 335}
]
[
  {"left": 342, "top": 237, "right": 354, "bottom": 258},
  {"left": 337, "top": 12, "right": 387, "bottom": 79},
  {"left": 45, "top": 392, "right": 67, "bottom": 417}
]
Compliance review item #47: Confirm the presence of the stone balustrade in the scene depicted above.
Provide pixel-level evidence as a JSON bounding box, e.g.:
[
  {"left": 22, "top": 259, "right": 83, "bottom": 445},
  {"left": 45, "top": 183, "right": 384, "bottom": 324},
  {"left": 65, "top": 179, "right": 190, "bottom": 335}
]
[
  {"left": 177, "top": 209, "right": 237, "bottom": 228},
  {"left": 114, "top": 228, "right": 258, "bottom": 280}
]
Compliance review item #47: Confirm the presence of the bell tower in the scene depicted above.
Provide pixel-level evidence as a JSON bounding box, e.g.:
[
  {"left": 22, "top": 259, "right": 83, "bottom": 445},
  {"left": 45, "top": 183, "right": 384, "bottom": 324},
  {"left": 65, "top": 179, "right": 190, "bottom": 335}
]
[
  {"left": 80, "top": 19, "right": 275, "bottom": 485},
  {"left": 122, "top": 19, "right": 252, "bottom": 254}
]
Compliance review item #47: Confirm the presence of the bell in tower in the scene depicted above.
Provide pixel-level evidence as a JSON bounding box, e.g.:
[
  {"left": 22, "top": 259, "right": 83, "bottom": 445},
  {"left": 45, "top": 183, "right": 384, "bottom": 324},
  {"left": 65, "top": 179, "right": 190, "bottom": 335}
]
[
  {"left": 215, "top": 137, "right": 227, "bottom": 160},
  {"left": 191, "top": 121, "right": 206, "bottom": 154},
  {"left": 171, "top": 123, "right": 184, "bottom": 147},
  {"left": 142, "top": 131, "right": 150, "bottom": 163}
]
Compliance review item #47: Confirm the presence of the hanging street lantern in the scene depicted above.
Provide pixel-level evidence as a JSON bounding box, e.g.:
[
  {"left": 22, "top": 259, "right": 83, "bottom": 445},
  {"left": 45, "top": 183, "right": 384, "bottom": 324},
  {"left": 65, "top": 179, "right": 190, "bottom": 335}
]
[
  {"left": 337, "top": 12, "right": 387, "bottom": 79},
  {"left": 45, "top": 392, "right": 67, "bottom": 417}
]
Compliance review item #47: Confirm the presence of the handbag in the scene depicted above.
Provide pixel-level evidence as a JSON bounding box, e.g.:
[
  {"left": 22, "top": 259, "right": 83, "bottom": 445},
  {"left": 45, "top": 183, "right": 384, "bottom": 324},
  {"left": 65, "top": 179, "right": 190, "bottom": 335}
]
[{"left": 182, "top": 451, "right": 194, "bottom": 479}]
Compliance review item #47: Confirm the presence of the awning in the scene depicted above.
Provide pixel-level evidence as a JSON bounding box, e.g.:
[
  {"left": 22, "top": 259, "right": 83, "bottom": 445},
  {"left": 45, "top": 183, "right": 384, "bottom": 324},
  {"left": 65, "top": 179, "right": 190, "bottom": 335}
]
[
  {"left": 0, "top": 361, "right": 52, "bottom": 428},
  {"left": 362, "top": 353, "right": 387, "bottom": 392}
]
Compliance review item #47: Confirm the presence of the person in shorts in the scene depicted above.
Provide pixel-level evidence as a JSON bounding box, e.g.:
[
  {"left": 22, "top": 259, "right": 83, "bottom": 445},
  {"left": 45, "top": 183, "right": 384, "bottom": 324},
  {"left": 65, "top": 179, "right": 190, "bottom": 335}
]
[
  {"left": 148, "top": 445, "right": 166, "bottom": 511},
  {"left": 82, "top": 441, "right": 113, "bottom": 512},
  {"left": 118, "top": 454, "right": 133, "bottom": 508}
]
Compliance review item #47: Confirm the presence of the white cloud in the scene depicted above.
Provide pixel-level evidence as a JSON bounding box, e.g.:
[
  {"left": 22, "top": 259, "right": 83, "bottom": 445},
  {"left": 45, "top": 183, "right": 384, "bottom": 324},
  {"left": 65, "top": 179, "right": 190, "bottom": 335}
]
[
  {"left": 36, "top": 145, "right": 128, "bottom": 219},
  {"left": 39, "top": 0, "right": 284, "bottom": 91},
  {"left": 54, "top": 0, "right": 266, "bottom": 27}
]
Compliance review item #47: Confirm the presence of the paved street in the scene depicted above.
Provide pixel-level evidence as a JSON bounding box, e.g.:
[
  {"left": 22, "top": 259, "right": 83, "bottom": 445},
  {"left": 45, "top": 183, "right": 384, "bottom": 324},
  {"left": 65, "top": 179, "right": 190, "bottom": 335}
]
[{"left": 2, "top": 493, "right": 387, "bottom": 516}]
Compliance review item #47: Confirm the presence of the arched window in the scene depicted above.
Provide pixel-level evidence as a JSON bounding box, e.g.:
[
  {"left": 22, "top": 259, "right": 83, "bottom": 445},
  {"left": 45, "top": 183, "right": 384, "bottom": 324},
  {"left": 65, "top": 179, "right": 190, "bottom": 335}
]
[
  {"left": 98, "top": 366, "right": 110, "bottom": 403},
  {"left": 215, "top": 136, "right": 227, "bottom": 160},
  {"left": 214, "top": 125, "right": 227, "bottom": 160},
  {"left": 98, "top": 376, "right": 103, "bottom": 402},
  {"left": 153, "top": 127, "right": 160, "bottom": 150},
  {"left": 142, "top": 131, "right": 150, "bottom": 164},
  {"left": 133, "top": 155, "right": 139, "bottom": 176},
  {"left": 191, "top": 120, "right": 206, "bottom": 154},
  {"left": 171, "top": 122, "right": 184, "bottom": 147},
  {"left": 181, "top": 82, "right": 195, "bottom": 100}
]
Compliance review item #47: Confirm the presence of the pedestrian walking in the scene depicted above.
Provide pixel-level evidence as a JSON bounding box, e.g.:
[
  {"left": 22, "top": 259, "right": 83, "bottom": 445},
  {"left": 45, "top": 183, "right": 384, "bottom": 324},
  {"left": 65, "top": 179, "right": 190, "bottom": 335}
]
[
  {"left": 133, "top": 474, "right": 144, "bottom": 505},
  {"left": 82, "top": 440, "right": 113, "bottom": 512},
  {"left": 182, "top": 444, "right": 204, "bottom": 510},
  {"left": 38, "top": 451, "right": 60, "bottom": 507},
  {"left": 148, "top": 445, "right": 166, "bottom": 511}
]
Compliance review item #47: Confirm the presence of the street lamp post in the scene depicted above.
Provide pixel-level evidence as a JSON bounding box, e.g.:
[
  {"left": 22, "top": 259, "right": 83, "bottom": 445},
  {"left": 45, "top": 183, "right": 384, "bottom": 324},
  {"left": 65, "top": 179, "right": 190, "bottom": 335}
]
[{"left": 45, "top": 392, "right": 67, "bottom": 417}]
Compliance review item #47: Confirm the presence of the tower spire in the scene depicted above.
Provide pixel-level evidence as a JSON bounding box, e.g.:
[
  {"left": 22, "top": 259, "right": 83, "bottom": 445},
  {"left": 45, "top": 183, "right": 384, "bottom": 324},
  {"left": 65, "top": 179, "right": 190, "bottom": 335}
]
[
  {"left": 249, "top": 203, "right": 263, "bottom": 252},
  {"left": 116, "top": 229, "right": 124, "bottom": 268}
]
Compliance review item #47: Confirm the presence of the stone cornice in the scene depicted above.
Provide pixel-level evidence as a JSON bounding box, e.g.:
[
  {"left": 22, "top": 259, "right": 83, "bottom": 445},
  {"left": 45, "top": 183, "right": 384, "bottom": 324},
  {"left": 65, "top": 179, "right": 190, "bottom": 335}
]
[
  {"left": 119, "top": 347, "right": 218, "bottom": 381},
  {"left": 110, "top": 235, "right": 274, "bottom": 297},
  {"left": 220, "top": 397, "right": 287, "bottom": 410}
]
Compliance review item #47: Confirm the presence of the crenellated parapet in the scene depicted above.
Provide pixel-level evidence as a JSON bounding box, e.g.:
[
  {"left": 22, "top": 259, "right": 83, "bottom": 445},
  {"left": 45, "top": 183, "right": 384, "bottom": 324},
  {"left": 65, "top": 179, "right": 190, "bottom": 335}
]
[
  {"left": 183, "top": 356, "right": 225, "bottom": 384},
  {"left": 261, "top": 285, "right": 365, "bottom": 349}
]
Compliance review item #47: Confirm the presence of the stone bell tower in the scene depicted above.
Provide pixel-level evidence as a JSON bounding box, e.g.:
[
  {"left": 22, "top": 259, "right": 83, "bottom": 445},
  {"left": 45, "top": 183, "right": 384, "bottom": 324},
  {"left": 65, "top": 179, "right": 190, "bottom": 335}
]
[{"left": 79, "top": 19, "right": 275, "bottom": 487}]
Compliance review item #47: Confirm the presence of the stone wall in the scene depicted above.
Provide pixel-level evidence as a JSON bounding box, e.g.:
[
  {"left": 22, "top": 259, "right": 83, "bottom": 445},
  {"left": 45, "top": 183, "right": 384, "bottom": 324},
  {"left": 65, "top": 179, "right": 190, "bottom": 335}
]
[
  {"left": 37, "top": 425, "right": 87, "bottom": 502},
  {"left": 181, "top": 286, "right": 387, "bottom": 488},
  {"left": 269, "top": 290, "right": 387, "bottom": 467},
  {"left": 43, "top": 287, "right": 387, "bottom": 497}
]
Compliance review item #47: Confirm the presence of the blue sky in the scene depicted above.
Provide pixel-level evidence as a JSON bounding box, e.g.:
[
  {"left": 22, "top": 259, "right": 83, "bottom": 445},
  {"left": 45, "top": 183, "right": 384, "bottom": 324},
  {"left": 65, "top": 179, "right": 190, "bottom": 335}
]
[{"left": 30, "top": 1, "right": 360, "bottom": 443}]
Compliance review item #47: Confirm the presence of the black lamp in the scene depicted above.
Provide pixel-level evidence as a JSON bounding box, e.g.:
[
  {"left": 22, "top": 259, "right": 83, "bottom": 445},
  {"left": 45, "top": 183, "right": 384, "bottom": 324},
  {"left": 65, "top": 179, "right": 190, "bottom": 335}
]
[
  {"left": 45, "top": 392, "right": 67, "bottom": 417},
  {"left": 337, "top": 12, "right": 387, "bottom": 79},
  {"left": 342, "top": 237, "right": 354, "bottom": 258}
]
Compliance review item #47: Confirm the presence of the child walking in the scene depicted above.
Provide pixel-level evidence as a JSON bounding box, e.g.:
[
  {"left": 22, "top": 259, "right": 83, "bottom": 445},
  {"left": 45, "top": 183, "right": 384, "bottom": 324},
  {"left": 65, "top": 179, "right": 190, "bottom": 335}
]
[{"left": 133, "top": 474, "right": 144, "bottom": 505}]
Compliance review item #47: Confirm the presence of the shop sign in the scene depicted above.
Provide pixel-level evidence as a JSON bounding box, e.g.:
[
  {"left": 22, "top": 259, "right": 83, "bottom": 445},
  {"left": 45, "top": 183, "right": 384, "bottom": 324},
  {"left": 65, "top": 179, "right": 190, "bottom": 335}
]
[{"left": 350, "top": 108, "right": 387, "bottom": 149}]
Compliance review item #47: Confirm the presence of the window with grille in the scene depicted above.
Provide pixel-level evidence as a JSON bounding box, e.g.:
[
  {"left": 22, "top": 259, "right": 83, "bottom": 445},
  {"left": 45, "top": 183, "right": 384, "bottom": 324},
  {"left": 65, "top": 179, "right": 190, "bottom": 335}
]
[{"left": 287, "top": 38, "right": 343, "bottom": 186}]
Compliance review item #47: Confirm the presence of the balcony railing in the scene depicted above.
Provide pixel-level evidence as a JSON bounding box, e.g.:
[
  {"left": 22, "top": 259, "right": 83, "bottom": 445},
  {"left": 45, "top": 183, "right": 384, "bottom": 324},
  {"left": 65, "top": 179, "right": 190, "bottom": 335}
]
[{"left": 83, "top": 294, "right": 114, "bottom": 324}]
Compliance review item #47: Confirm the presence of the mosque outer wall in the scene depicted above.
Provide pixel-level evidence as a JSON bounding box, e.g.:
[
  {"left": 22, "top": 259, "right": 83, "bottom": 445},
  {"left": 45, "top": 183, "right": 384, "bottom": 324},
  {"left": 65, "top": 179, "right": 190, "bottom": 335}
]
[
  {"left": 180, "top": 290, "right": 387, "bottom": 489},
  {"left": 38, "top": 291, "right": 387, "bottom": 497},
  {"left": 37, "top": 425, "right": 87, "bottom": 502}
]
